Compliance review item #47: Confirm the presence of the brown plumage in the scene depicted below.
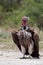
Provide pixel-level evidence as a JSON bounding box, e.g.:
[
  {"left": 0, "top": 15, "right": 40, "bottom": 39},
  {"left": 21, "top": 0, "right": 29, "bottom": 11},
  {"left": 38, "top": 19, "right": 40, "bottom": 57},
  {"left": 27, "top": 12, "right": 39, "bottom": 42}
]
[{"left": 11, "top": 30, "right": 39, "bottom": 58}]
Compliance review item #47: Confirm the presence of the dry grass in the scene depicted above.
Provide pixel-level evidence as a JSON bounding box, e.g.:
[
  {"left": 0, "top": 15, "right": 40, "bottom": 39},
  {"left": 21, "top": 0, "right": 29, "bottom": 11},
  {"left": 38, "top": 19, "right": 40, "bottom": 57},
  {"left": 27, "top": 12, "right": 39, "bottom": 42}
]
[{"left": 0, "top": 38, "right": 15, "bottom": 50}]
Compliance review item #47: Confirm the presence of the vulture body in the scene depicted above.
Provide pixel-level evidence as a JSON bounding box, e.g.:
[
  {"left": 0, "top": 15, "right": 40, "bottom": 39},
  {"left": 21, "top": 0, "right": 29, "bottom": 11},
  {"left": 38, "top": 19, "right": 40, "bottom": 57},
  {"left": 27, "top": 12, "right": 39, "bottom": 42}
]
[{"left": 12, "top": 30, "right": 39, "bottom": 58}]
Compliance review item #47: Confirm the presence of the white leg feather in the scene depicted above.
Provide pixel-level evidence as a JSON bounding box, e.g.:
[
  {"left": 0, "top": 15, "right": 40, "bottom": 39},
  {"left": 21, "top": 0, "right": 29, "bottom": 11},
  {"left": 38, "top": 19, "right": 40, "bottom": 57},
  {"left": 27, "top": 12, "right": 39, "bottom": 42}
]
[
  {"left": 21, "top": 45, "right": 26, "bottom": 54},
  {"left": 28, "top": 42, "right": 33, "bottom": 55}
]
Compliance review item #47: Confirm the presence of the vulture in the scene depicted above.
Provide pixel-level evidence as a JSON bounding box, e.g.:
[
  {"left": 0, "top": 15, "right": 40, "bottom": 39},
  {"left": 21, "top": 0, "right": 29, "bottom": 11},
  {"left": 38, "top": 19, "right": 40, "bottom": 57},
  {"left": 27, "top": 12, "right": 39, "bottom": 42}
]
[{"left": 11, "top": 30, "right": 39, "bottom": 58}]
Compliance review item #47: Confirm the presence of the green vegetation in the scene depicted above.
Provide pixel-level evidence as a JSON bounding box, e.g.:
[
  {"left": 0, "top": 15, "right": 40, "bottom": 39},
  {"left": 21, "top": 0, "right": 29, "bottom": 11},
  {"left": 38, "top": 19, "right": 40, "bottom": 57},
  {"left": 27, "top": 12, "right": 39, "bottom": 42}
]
[
  {"left": 0, "top": 0, "right": 43, "bottom": 50},
  {"left": 0, "top": 0, "right": 43, "bottom": 29}
]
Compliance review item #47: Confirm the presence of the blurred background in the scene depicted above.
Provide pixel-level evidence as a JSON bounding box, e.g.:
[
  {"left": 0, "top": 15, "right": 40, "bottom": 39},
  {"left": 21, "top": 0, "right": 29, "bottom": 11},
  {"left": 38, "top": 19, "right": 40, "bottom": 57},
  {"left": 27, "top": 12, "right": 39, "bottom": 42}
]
[{"left": 0, "top": 0, "right": 43, "bottom": 51}]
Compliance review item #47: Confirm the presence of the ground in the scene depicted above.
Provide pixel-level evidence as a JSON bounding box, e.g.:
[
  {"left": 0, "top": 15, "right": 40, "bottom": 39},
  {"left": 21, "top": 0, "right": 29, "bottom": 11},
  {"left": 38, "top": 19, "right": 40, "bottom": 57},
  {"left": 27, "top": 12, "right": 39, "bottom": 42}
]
[
  {"left": 0, "top": 50, "right": 43, "bottom": 65},
  {"left": 0, "top": 41, "right": 43, "bottom": 65}
]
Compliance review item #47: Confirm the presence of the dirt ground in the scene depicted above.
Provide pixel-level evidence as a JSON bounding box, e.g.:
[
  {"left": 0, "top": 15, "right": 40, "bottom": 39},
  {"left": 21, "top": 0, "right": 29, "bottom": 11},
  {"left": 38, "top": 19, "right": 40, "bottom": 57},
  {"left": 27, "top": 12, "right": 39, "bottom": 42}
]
[
  {"left": 0, "top": 50, "right": 43, "bottom": 65},
  {"left": 0, "top": 41, "right": 43, "bottom": 65}
]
